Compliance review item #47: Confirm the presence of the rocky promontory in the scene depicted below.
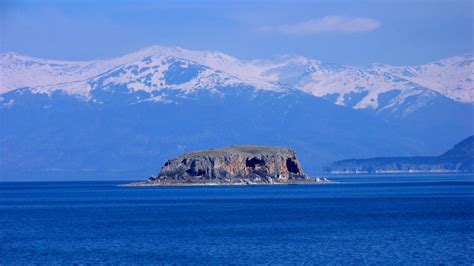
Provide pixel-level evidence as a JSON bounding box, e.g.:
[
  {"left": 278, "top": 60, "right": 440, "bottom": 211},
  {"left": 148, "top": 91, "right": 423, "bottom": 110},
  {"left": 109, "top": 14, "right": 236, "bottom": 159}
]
[
  {"left": 125, "top": 146, "right": 330, "bottom": 186},
  {"left": 324, "top": 135, "right": 474, "bottom": 174}
]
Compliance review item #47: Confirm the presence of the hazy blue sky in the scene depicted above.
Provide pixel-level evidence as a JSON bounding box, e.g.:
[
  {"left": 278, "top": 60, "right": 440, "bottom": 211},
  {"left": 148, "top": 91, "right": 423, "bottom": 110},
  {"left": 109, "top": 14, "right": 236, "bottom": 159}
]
[{"left": 1, "top": 0, "right": 472, "bottom": 66}]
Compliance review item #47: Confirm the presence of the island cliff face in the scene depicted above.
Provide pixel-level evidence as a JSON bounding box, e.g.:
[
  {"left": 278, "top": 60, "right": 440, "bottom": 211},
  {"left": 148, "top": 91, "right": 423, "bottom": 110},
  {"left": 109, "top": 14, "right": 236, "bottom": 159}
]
[{"left": 129, "top": 146, "right": 328, "bottom": 186}]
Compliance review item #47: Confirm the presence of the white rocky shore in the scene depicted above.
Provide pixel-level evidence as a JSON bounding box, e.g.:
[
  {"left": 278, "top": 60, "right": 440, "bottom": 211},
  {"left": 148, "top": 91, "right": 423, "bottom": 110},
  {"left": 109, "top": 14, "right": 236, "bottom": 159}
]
[{"left": 121, "top": 177, "right": 332, "bottom": 187}]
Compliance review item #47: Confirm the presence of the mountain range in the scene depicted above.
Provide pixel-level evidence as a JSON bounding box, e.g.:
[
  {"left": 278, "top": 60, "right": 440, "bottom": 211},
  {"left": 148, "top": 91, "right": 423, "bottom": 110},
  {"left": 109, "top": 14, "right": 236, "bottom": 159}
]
[{"left": 0, "top": 45, "right": 472, "bottom": 180}]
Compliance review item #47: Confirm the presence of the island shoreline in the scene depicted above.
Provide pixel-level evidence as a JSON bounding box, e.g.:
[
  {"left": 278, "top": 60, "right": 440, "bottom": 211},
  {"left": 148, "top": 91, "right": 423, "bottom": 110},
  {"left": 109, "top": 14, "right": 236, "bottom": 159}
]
[{"left": 119, "top": 178, "right": 333, "bottom": 187}]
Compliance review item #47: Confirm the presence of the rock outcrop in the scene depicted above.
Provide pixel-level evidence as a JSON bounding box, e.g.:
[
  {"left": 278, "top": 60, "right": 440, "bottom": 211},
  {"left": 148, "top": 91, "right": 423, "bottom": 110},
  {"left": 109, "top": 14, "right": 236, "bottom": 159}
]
[{"left": 128, "top": 146, "right": 329, "bottom": 186}]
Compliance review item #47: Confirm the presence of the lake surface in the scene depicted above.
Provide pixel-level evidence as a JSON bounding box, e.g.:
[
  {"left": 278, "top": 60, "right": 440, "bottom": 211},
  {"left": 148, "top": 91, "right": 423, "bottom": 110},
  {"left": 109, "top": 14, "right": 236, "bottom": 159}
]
[{"left": 1, "top": 175, "right": 473, "bottom": 264}]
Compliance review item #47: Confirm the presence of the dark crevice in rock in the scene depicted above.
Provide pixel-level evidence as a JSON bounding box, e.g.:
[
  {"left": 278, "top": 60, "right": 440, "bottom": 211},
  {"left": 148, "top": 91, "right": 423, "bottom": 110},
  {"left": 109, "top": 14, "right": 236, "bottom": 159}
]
[
  {"left": 186, "top": 168, "right": 206, "bottom": 176},
  {"left": 286, "top": 158, "right": 300, "bottom": 174},
  {"left": 246, "top": 157, "right": 265, "bottom": 168}
]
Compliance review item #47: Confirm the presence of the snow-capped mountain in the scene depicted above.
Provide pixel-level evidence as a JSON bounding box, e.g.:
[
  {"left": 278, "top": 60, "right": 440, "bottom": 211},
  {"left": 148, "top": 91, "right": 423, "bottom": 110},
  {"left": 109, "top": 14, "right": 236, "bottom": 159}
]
[
  {"left": 1, "top": 45, "right": 472, "bottom": 112},
  {"left": 370, "top": 54, "right": 473, "bottom": 103},
  {"left": 0, "top": 45, "right": 472, "bottom": 181},
  {"left": 262, "top": 54, "right": 473, "bottom": 107},
  {"left": 0, "top": 46, "right": 282, "bottom": 98},
  {"left": 261, "top": 56, "right": 439, "bottom": 111}
]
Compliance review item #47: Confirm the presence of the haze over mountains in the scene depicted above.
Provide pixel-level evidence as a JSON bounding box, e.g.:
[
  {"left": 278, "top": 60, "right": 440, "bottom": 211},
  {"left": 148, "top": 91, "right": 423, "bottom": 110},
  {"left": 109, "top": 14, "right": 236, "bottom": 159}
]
[{"left": 1, "top": 45, "right": 472, "bottom": 180}]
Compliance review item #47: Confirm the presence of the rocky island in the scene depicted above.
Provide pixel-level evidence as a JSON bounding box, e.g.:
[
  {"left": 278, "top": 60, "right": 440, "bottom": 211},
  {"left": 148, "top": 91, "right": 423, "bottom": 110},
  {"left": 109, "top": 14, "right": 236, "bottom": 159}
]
[{"left": 124, "top": 146, "right": 330, "bottom": 186}]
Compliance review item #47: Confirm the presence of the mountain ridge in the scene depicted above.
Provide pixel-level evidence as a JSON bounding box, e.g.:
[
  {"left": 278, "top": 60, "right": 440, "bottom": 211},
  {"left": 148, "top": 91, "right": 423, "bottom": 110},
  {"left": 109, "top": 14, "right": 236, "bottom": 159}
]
[
  {"left": 1, "top": 45, "right": 472, "bottom": 112},
  {"left": 324, "top": 136, "right": 474, "bottom": 174}
]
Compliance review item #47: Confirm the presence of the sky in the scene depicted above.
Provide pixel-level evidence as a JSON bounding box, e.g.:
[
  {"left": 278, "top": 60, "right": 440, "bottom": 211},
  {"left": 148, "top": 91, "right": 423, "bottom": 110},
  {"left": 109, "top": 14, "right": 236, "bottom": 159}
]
[{"left": 0, "top": 0, "right": 472, "bottom": 66}]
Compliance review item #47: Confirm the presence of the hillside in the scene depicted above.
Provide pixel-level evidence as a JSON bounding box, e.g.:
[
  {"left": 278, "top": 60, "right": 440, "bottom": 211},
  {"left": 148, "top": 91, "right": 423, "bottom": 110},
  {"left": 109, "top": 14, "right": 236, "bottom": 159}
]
[{"left": 324, "top": 136, "right": 474, "bottom": 174}]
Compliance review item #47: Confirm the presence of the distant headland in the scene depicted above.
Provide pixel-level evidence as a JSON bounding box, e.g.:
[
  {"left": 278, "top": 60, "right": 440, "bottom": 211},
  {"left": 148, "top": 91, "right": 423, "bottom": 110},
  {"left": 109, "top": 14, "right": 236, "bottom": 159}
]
[
  {"left": 124, "top": 146, "right": 331, "bottom": 186},
  {"left": 324, "top": 136, "right": 474, "bottom": 174}
]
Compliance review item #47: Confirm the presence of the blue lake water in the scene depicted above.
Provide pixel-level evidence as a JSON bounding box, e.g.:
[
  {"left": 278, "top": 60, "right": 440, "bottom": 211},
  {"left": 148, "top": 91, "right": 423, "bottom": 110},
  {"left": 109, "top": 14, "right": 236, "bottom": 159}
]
[{"left": 1, "top": 175, "right": 473, "bottom": 264}]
